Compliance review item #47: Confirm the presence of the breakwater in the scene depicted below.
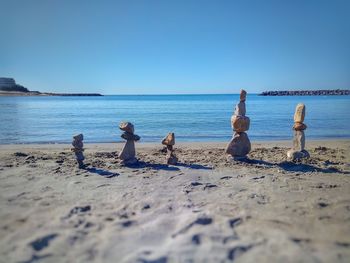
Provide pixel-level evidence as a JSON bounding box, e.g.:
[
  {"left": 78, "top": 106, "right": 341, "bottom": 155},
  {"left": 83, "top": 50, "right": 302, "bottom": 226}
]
[{"left": 260, "top": 89, "right": 350, "bottom": 96}]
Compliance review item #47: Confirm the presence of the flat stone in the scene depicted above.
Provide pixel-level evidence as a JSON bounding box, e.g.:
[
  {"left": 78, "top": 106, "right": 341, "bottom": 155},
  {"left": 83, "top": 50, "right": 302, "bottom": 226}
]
[
  {"left": 293, "top": 122, "right": 307, "bottom": 131},
  {"left": 240, "top": 89, "right": 247, "bottom": 102},
  {"left": 287, "top": 149, "right": 310, "bottom": 161},
  {"left": 225, "top": 132, "right": 251, "bottom": 157},
  {"left": 119, "top": 122, "right": 134, "bottom": 134},
  {"left": 166, "top": 152, "right": 178, "bottom": 165},
  {"left": 118, "top": 140, "right": 136, "bottom": 162},
  {"left": 162, "top": 133, "right": 175, "bottom": 146},
  {"left": 121, "top": 132, "right": 140, "bottom": 141},
  {"left": 293, "top": 130, "right": 305, "bottom": 151},
  {"left": 73, "top": 134, "right": 83, "bottom": 141},
  {"left": 231, "top": 115, "right": 250, "bottom": 132},
  {"left": 294, "top": 103, "right": 305, "bottom": 123},
  {"left": 234, "top": 101, "right": 246, "bottom": 116}
]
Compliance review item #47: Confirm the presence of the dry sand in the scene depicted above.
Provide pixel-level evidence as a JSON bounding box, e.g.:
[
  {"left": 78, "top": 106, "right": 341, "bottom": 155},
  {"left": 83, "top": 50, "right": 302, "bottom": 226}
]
[{"left": 0, "top": 140, "right": 349, "bottom": 263}]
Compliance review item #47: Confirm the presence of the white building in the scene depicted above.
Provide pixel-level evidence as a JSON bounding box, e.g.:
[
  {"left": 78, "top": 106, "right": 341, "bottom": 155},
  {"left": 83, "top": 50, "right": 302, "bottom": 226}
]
[{"left": 0, "top": 78, "right": 16, "bottom": 88}]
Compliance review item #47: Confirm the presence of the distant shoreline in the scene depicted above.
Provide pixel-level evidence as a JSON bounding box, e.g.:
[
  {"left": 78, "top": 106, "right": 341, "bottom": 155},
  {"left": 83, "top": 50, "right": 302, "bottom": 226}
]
[
  {"left": 0, "top": 91, "right": 103, "bottom": 96},
  {"left": 260, "top": 89, "right": 350, "bottom": 96}
]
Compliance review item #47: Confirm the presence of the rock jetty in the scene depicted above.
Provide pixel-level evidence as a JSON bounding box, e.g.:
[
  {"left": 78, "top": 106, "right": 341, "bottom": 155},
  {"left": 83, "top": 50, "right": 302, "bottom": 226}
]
[{"left": 260, "top": 89, "right": 350, "bottom": 96}]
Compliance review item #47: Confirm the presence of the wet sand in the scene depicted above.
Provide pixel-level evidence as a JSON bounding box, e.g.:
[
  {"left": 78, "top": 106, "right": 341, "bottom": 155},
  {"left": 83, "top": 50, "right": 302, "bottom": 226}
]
[{"left": 0, "top": 140, "right": 349, "bottom": 262}]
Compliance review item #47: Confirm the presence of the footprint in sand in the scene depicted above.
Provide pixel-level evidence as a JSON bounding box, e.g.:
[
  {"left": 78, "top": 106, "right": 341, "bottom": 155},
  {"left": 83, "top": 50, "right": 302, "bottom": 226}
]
[
  {"left": 227, "top": 244, "right": 254, "bottom": 261},
  {"left": 137, "top": 256, "right": 168, "bottom": 263},
  {"left": 192, "top": 234, "right": 201, "bottom": 245},
  {"left": 29, "top": 233, "right": 58, "bottom": 251},
  {"left": 172, "top": 217, "right": 213, "bottom": 237},
  {"left": 63, "top": 205, "right": 91, "bottom": 219},
  {"left": 229, "top": 217, "right": 242, "bottom": 229}
]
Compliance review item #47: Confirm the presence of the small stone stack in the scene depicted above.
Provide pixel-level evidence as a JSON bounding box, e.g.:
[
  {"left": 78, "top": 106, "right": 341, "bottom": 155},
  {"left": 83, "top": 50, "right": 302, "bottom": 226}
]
[
  {"left": 225, "top": 90, "right": 251, "bottom": 160},
  {"left": 118, "top": 122, "right": 140, "bottom": 165},
  {"left": 71, "top": 134, "right": 85, "bottom": 168},
  {"left": 161, "top": 132, "right": 178, "bottom": 165},
  {"left": 287, "top": 103, "right": 310, "bottom": 161}
]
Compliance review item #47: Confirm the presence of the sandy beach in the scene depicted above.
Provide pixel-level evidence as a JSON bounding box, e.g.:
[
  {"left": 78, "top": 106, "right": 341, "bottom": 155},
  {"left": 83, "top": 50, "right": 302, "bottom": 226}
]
[{"left": 0, "top": 140, "right": 349, "bottom": 263}]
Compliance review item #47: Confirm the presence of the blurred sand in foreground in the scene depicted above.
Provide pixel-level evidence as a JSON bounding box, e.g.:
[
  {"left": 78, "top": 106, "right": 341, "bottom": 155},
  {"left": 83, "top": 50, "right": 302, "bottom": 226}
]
[{"left": 0, "top": 140, "right": 349, "bottom": 263}]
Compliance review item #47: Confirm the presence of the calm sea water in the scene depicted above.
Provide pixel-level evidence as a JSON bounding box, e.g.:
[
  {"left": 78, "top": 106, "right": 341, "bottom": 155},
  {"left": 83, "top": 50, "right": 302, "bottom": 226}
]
[{"left": 0, "top": 94, "right": 349, "bottom": 144}]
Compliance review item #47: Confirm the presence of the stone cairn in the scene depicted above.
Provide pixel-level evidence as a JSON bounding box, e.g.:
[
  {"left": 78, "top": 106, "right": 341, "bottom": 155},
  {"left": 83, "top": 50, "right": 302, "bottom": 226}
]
[
  {"left": 225, "top": 89, "right": 251, "bottom": 160},
  {"left": 161, "top": 132, "right": 178, "bottom": 165},
  {"left": 118, "top": 122, "right": 140, "bottom": 165},
  {"left": 287, "top": 103, "right": 310, "bottom": 161},
  {"left": 71, "top": 134, "right": 85, "bottom": 168}
]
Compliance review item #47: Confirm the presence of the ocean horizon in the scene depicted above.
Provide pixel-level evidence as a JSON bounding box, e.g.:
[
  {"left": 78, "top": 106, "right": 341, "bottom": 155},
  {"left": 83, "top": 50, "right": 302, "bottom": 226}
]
[{"left": 0, "top": 94, "right": 349, "bottom": 144}]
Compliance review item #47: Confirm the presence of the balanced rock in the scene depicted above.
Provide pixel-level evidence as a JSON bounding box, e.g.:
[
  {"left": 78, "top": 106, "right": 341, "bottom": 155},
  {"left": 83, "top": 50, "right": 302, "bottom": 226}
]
[
  {"left": 71, "top": 133, "right": 84, "bottom": 168},
  {"left": 240, "top": 89, "right": 247, "bottom": 102},
  {"left": 162, "top": 133, "right": 175, "bottom": 146},
  {"left": 226, "top": 89, "right": 251, "bottom": 159},
  {"left": 287, "top": 103, "right": 309, "bottom": 161},
  {"left": 294, "top": 103, "right": 305, "bottom": 123},
  {"left": 293, "top": 122, "right": 307, "bottom": 131},
  {"left": 118, "top": 122, "right": 140, "bottom": 165},
  {"left": 287, "top": 149, "right": 310, "bottom": 160},
  {"left": 231, "top": 115, "right": 250, "bottom": 132},
  {"left": 292, "top": 130, "right": 305, "bottom": 152},
  {"left": 234, "top": 101, "right": 246, "bottom": 116},
  {"left": 161, "top": 133, "right": 178, "bottom": 165},
  {"left": 119, "top": 122, "right": 134, "bottom": 134},
  {"left": 226, "top": 132, "right": 251, "bottom": 158}
]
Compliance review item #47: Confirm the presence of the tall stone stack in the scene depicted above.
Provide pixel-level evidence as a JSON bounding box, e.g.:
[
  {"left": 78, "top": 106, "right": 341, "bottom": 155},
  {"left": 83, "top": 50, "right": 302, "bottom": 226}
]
[
  {"left": 161, "top": 132, "right": 178, "bottom": 165},
  {"left": 225, "top": 90, "right": 251, "bottom": 160},
  {"left": 71, "top": 134, "right": 85, "bottom": 168},
  {"left": 287, "top": 103, "right": 310, "bottom": 161},
  {"left": 118, "top": 122, "right": 140, "bottom": 165}
]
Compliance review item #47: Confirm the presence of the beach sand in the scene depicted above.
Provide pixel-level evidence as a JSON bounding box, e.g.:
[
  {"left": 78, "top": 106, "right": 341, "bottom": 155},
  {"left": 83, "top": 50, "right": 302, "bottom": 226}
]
[{"left": 0, "top": 140, "right": 349, "bottom": 263}]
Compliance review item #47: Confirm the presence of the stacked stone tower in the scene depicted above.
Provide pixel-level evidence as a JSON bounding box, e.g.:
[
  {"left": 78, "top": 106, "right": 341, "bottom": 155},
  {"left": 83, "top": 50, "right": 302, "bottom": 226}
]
[
  {"left": 118, "top": 122, "right": 140, "bottom": 165},
  {"left": 225, "top": 90, "right": 251, "bottom": 160},
  {"left": 72, "top": 134, "right": 85, "bottom": 168},
  {"left": 287, "top": 103, "right": 310, "bottom": 161},
  {"left": 161, "top": 132, "right": 178, "bottom": 165}
]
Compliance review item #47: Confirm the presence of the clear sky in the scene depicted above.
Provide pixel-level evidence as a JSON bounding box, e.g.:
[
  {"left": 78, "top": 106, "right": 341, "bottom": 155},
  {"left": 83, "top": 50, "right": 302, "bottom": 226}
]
[{"left": 1, "top": 0, "right": 349, "bottom": 94}]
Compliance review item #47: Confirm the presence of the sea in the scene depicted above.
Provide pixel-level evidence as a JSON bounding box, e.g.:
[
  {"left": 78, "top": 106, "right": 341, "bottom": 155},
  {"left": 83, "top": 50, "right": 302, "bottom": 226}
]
[{"left": 0, "top": 94, "right": 349, "bottom": 144}]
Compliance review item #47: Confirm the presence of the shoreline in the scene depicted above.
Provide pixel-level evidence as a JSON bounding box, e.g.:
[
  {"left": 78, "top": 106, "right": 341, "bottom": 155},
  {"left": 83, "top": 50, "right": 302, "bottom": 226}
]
[{"left": 0, "top": 138, "right": 349, "bottom": 149}]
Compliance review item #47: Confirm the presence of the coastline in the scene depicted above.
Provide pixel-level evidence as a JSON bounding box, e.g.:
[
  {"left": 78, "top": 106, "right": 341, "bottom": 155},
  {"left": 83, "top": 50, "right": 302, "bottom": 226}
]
[
  {"left": 0, "top": 91, "right": 103, "bottom": 96},
  {"left": 1, "top": 139, "right": 349, "bottom": 262},
  {"left": 0, "top": 138, "right": 349, "bottom": 149}
]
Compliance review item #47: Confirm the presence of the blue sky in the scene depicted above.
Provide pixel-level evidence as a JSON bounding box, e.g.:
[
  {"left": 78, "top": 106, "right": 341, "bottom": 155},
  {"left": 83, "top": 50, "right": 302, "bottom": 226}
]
[{"left": 1, "top": 0, "right": 349, "bottom": 94}]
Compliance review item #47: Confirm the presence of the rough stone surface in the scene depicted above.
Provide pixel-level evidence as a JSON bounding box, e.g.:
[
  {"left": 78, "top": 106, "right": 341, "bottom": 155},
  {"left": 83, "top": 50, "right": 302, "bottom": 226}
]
[
  {"left": 71, "top": 134, "right": 84, "bottom": 168},
  {"left": 118, "top": 122, "right": 140, "bottom": 165},
  {"left": 294, "top": 103, "right": 305, "bottom": 123},
  {"left": 166, "top": 149, "right": 178, "bottom": 165},
  {"left": 119, "top": 122, "right": 134, "bottom": 134},
  {"left": 293, "top": 130, "right": 305, "bottom": 152},
  {"left": 234, "top": 101, "right": 246, "bottom": 116},
  {"left": 162, "top": 133, "right": 175, "bottom": 146},
  {"left": 118, "top": 140, "right": 137, "bottom": 164},
  {"left": 240, "top": 89, "right": 247, "bottom": 102},
  {"left": 225, "top": 132, "right": 251, "bottom": 157},
  {"left": 121, "top": 132, "right": 140, "bottom": 141},
  {"left": 287, "top": 149, "right": 310, "bottom": 161},
  {"left": 293, "top": 122, "right": 307, "bottom": 131},
  {"left": 231, "top": 115, "right": 250, "bottom": 132}
]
